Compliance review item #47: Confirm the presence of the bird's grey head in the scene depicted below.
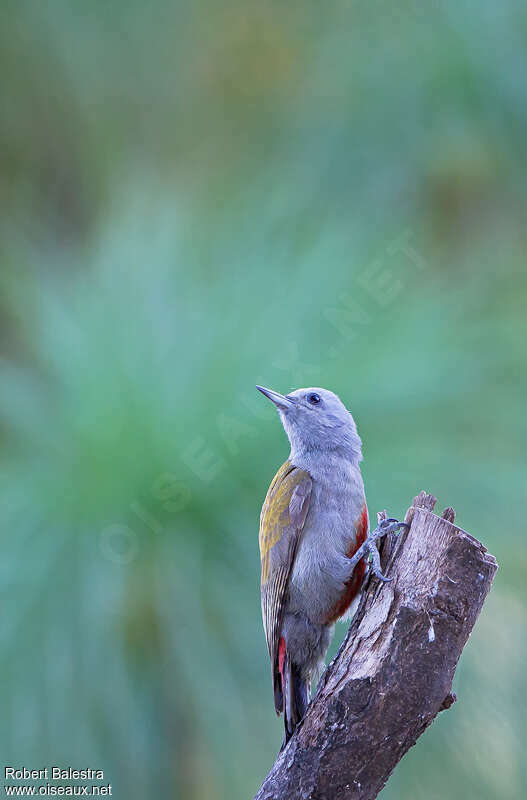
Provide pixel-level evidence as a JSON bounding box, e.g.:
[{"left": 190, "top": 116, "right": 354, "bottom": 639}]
[{"left": 256, "top": 385, "right": 362, "bottom": 463}]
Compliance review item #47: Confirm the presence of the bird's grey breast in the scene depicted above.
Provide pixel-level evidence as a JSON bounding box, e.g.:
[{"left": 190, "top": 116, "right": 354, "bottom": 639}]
[{"left": 287, "top": 456, "right": 365, "bottom": 623}]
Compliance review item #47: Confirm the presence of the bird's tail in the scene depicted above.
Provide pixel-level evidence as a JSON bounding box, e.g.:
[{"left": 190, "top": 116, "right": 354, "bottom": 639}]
[{"left": 281, "top": 651, "right": 310, "bottom": 750}]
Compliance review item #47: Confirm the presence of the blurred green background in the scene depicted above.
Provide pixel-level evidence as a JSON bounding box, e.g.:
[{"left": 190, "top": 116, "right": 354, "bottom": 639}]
[{"left": 1, "top": 1, "right": 526, "bottom": 798}]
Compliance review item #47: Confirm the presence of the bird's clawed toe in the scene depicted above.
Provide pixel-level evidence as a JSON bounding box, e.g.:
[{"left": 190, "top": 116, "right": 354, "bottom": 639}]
[
  {"left": 379, "top": 518, "right": 409, "bottom": 534},
  {"left": 346, "top": 516, "right": 410, "bottom": 583},
  {"left": 366, "top": 517, "right": 409, "bottom": 581}
]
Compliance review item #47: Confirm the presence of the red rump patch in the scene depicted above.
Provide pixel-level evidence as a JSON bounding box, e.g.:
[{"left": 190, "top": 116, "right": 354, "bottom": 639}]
[
  {"left": 325, "top": 504, "right": 369, "bottom": 624},
  {"left": 352, "top": 505, "right": 369, "bottom": 555},
  {"left": 278, "top": 636, "right": 286, "bottom": 679}
]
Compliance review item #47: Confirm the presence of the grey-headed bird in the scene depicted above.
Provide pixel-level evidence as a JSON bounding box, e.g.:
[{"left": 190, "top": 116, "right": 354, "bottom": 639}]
[{"left": 256, "top": 385, "right": 406, "bottom": 747}]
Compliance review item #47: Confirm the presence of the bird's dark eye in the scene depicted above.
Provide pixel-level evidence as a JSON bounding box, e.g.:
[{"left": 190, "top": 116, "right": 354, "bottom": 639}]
[{"left": 307, "top": 393, "right": 321, "bottom": 405}]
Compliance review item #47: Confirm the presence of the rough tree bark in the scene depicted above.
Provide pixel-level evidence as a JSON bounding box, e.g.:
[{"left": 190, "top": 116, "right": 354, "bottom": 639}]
[{"left": 254, "top": 491, "right": 498, "bottom": 800}]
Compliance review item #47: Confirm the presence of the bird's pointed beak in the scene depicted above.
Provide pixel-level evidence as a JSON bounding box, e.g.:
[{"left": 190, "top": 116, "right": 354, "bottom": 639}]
[{"left": 256, "top": 385, "right": 295, "bottom": 410}]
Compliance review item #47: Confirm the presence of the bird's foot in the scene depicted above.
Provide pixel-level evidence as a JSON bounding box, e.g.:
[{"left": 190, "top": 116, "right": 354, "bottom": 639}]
[{"left": 349, "top": 517, "right": 409, "bottom": 582}]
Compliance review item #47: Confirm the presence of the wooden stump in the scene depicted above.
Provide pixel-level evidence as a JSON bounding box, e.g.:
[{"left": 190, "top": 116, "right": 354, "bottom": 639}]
[{"left": 255, "top": 491, "right": 498, "bottom": 800}]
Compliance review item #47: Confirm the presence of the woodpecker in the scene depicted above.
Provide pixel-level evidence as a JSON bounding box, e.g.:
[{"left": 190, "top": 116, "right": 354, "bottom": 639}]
[{"left": 256, "top": 385, "right": 406, "bottom": 748}]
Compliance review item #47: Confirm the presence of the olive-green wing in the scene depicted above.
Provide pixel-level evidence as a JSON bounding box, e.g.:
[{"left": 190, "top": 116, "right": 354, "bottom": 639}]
[{"left": 259, "top": 460, "right": 312, "bottom": 712}]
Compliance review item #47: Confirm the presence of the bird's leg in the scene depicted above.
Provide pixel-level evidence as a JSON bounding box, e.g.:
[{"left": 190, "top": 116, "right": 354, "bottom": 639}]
[{"left": 349, "top": 518, "right": 409, "bottom": 583}]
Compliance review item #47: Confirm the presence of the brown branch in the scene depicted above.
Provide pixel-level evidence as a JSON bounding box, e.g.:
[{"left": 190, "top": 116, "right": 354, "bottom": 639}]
[{"left": 255, "top": 491, "right": 498, "bottom": 800}]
